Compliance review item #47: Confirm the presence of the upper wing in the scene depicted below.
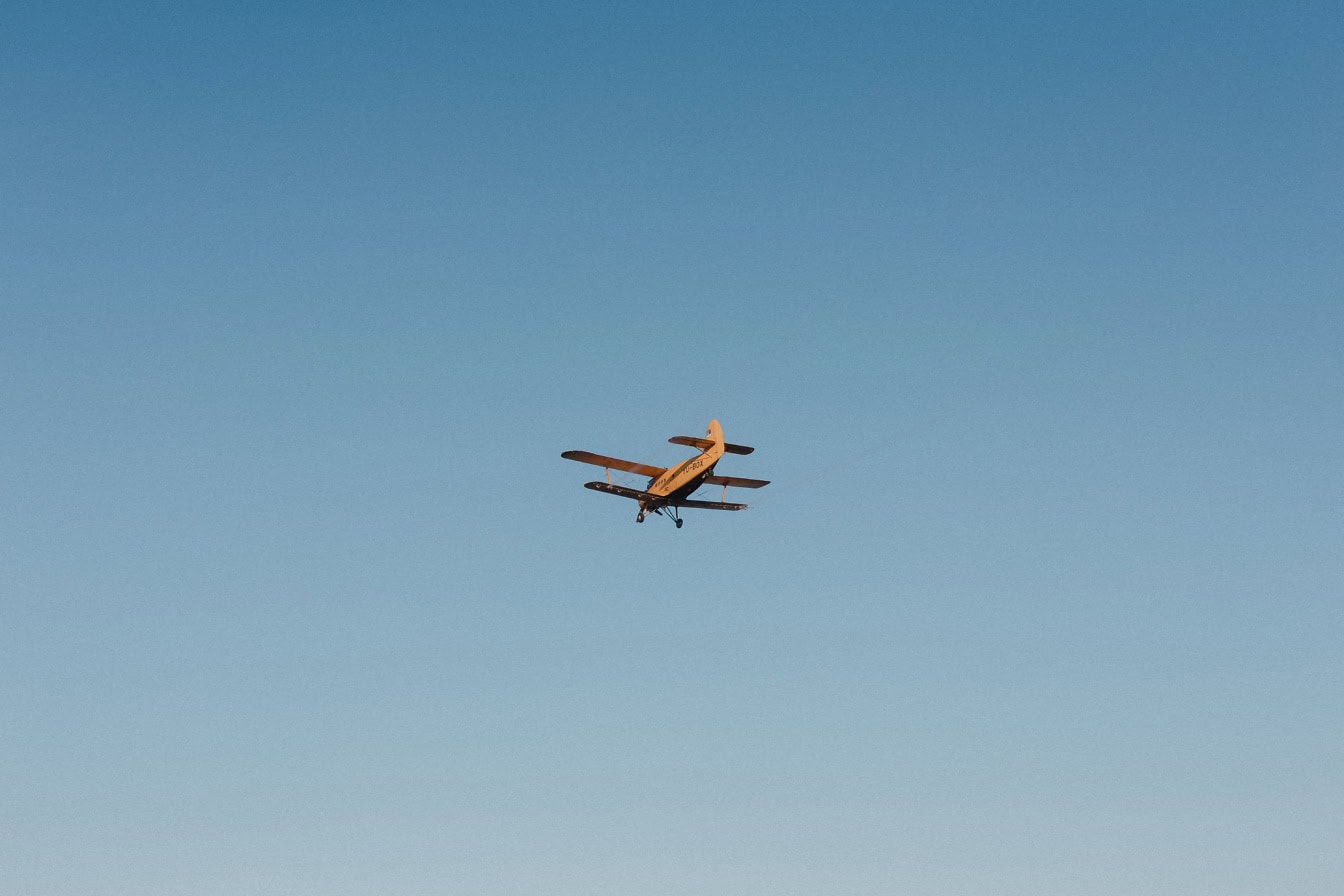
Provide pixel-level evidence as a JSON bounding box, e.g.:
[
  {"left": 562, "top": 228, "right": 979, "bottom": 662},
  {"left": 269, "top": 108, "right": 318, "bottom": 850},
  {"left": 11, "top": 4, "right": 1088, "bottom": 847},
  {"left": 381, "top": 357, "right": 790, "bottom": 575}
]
[
  {"left": 703, "top": 474, "right": 770, "bottom": 489},
  {"left": 672, "top": 497, "right": 748, "bottom": 511},
  {"left": 562, "top": 450, "right": 665, "bottom": 479},
  {"left": 668, "top": 436, "right": 755, "bottom": 455}
]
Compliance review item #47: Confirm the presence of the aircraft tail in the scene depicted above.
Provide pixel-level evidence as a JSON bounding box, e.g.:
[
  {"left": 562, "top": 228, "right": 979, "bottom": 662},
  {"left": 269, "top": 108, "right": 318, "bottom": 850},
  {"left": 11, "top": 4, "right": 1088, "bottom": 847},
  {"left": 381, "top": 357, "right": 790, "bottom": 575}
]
[{"left": 668, "top": 419, "right": 755, "bottom": 455}]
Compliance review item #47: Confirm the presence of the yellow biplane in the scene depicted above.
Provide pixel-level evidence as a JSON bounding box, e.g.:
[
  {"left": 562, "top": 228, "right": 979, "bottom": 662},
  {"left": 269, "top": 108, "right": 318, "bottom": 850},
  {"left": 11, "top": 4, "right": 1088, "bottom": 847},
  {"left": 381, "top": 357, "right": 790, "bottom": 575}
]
[{"left": 562, "top": 419, "right": 768, "bottom": 526}]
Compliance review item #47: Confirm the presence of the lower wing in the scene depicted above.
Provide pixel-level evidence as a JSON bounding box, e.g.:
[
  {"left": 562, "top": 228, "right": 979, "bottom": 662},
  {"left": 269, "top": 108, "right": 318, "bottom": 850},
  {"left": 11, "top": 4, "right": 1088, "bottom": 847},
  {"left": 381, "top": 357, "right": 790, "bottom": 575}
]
[
  {"left": 671, "top": 497, "right": 747, "bottom": 511},
  {"left": 583, "top": 482, "right": 746, "bottom": 511},
  {"left": 583, "top": 481, "right": 655, "bottom": 502}
]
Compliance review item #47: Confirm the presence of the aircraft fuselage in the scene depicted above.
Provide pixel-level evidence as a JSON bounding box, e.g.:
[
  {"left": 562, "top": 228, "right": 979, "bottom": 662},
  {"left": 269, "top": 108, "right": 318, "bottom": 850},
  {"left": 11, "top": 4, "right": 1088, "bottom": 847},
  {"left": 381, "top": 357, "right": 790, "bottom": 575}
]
[{"left": 643, "top": 420, "right": 726, "bottom": 509}]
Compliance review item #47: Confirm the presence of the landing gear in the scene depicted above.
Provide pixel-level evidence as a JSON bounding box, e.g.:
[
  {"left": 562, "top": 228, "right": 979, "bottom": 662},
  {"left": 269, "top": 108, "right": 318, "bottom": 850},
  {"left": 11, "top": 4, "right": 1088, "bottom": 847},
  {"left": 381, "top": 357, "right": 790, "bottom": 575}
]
[{"left": 635, "top": 505, "right": 684, "bottom": 528}]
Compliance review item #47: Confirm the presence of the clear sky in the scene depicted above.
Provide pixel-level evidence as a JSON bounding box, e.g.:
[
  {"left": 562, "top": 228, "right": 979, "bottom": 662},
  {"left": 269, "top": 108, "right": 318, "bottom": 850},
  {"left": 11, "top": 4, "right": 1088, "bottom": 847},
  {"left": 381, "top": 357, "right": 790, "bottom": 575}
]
[{"left": 3, "top": 2, "right": 1341, "bottom": 893}]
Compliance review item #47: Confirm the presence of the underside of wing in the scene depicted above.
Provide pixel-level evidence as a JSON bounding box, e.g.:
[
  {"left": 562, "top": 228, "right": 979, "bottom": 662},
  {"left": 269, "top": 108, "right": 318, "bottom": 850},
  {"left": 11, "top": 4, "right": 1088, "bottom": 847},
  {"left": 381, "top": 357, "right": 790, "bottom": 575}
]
[
  {"left": 672, "top": 497, "right": 748, "bottom": 511},
  {"left": 583, "top": 481, "right": 656, "bottom": 502},
  {"left": 668, "top": 436, "right": 755, "bottom": 455},
  {"left": 562, "top": 450, "right": 665, "bottom": 478},
  {"left": 703, "top": 474, "right": 770, "bottom": 489}
]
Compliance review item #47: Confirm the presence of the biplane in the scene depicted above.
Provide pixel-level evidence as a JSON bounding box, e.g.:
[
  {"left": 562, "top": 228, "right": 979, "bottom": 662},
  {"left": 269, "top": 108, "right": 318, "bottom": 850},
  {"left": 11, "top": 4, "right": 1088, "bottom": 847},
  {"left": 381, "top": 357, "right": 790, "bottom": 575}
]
[{"left": 562, "top": 419, "right": 768, "bottom": 526}]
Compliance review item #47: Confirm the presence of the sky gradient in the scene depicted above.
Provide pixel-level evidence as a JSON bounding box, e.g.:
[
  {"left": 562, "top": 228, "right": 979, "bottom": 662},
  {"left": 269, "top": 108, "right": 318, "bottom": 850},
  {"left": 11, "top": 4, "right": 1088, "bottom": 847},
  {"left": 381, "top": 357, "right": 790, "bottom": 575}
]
[{"left": 3, "top": 2, "right": 1342, "bottom": 894}]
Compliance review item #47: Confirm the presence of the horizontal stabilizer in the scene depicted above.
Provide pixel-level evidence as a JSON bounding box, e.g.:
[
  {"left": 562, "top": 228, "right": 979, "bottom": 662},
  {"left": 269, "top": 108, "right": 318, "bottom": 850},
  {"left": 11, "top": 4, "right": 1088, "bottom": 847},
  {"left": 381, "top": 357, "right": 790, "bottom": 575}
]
[
  {"left": 703, "top": 474, "right": 770, "bottom": 489},
  {"left": 672, "top": 497, "right": 747, "bottom": 511},
  {"left": 562, "top": 450, "right": 665, "bottom": 478},
  {"left": 668, "top": 435, "right": 755, "bottom": 454}
]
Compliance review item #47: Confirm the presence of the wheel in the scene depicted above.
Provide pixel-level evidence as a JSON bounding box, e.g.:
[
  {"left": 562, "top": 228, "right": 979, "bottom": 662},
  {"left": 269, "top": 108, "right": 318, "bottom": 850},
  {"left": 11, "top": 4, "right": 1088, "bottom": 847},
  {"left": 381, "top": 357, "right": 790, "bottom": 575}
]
[
  {"left": 675, "top": 518, "right": 683, "bottom": 528},
  {"left": 636, "top": 512, "right": 645, "bottom": 523}
]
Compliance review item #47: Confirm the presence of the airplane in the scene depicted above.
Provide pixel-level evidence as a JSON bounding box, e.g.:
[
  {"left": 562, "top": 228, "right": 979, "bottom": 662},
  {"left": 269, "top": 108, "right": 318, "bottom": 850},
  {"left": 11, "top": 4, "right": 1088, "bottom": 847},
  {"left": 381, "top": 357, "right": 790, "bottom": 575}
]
[{"left": 562, "top": 419, "right": 768, "bottom": 527}]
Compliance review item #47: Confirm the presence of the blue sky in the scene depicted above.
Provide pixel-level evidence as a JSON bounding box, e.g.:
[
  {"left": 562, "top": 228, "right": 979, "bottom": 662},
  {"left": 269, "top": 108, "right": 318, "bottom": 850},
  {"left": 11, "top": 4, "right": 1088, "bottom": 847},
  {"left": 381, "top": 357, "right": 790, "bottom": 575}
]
[{"left": 3, "top": 2, "right": 1342, "bottom": 893}]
